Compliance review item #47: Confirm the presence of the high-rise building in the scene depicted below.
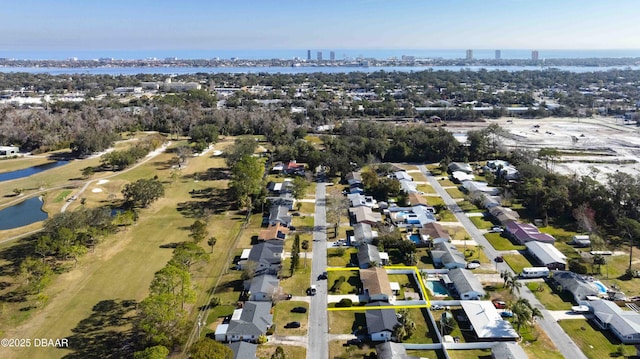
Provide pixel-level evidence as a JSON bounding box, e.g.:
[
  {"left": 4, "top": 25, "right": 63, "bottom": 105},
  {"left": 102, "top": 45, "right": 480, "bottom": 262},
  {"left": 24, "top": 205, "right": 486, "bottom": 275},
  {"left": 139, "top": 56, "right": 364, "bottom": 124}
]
[
  {"left": 495, "top": 50, "right": 501, "bottom": 60},
  {"left": 532, "top": 50, "right": 539, "bottom": 61},
  {"left": 307, "top": 50, "right": 311, "bottom": 61},
  {"left": 330, "top": 51, "right": 335, "bottom": 61},
  {"left": 466, "top": 49, "right": 473, "bottom": 60},
  {"left": 317, "top": 51, "right": 323, "bottom": 61}
]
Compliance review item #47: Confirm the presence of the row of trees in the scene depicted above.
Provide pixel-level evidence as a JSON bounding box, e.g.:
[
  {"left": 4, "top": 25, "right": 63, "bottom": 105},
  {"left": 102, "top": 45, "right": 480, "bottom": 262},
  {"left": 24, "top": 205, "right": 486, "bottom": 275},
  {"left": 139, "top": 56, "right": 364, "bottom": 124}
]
[{"left": 100, "top": 134, "right": 165, "bottom": 171}]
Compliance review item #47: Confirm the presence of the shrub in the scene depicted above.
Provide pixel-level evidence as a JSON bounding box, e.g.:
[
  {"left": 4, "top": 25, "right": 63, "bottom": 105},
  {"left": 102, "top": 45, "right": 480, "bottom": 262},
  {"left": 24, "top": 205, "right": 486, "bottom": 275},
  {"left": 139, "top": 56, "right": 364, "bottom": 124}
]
[
  {"left": 330, "top": 276, "right": 346, "bottom": 293},
  {"left": 569, "top": 259, "right": 588, "bottom": 274},
  {"left": 337, "top": 298, "right": 353, "bottom": 307}
]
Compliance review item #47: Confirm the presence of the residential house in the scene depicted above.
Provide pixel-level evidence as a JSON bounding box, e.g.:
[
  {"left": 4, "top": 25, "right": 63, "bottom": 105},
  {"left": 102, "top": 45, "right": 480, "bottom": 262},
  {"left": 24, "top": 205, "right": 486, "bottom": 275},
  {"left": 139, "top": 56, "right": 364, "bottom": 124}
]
[
  {"left": 269, "top": 205, "right": 292, "bottom": 227},
  {"left": 345, "top": 171, "right": 363, "bottom": 186},
  {"left": 420, "top": 222, "right": 451, "bottom": 245},
  {"left": 461, "top": 181, "right": 501, "bottom": 196},
  {"left": 488, "top": 206, "right": 520, "bottom": 225},
  {"left": 257, "top": 223, "right": 289, "bottom": 241},
  {"left": 360, "top": 267, "right": 393, "bottom": 302},
  {"left": 399, "top": 179, "right": 418, "bottom": 194},
  {"left": 352, "top": 223, "right": 377, "bottom": 244},
  {"left": 365, "top": 302, "right": 399, "bottom": 342},
  {"left": 266, "top": 192, "right": 295, "bottom": 210},
  {"left": 245, "top": 274, "right": 279, "bottom": 301},
  {"left": 358, "top": 244, "right": 388, "bottom": 268},
  {"left": 551, "top": 271, "right": 600, "bottom": 303},
  {"left": 394, "top": 171, "right": 413, "bottom": 182},
  {"left": 590, "top": 299, "right": 640, "bottom": 344},
  {"left": 408, "top": 192, "right": 429, "bottom": 207},
  {"left": 348, "top": 193, "right": 377, "bottom": 208},
  {"left": 491, "top": 342, "right": 529, "bottom": 359},
  {"left": 244, "top": 240, "right": 284, "bottom": 275},
  {"left": 349, "top": 206, "right": 382, "bottom": 225},
  {"left": 460, "top": 301, "right": 519, "bottom": 341},
  {"left": 224, "top": 301, "right": 273, "bottom": 342},
  {"left": 283, "top": 160, "right": 305, "bottom": 175},
  {"left": 376, "top": 341, "right": 417, "bottom": 359},
  {"left": 505, "top": 222, "right": 555, "bottom": 244},
  {"left": 387, "top": 206, "right": 436, "bottom": 228},
  {"left": 451, "top": 171, "right": 475, "bottom": 183},
  {"left": 430, "top": 242, "right": 466, "bottom": 269},
  {"left": 448, "top": 162, "right": 473, "bottom": 174},
  {"left": 227, "top": 341, "right": 258, "bottom": 359},
  {"left": 267, "top": 181, "right": 291, "bottom": 194},
  {"left": 525, "top": 241, "right": 567, "bottom": 270},
  {"left": 446, "top": 268, "right": 486, "bottom": 300},
  {"left": 472, "top": 192, "right": 501, "bottom": 209}
]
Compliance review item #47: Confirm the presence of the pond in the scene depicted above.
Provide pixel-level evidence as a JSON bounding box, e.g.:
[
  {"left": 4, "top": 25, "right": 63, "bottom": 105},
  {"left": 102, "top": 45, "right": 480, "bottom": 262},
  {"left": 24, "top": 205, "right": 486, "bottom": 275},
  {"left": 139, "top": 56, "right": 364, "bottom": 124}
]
[
  {"left": 0, "top": 197, "right": 48, "bottom": 230},
  {"left": 0, "top": 160, "right": 69, "bottom": 183}
]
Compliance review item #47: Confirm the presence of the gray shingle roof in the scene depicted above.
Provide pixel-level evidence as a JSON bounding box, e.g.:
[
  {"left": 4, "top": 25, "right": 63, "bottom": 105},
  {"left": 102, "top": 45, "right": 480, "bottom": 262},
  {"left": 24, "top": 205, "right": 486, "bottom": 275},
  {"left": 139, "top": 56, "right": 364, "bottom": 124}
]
[{"left": 447, "top": 268, "right": 486, "bottom": 297}]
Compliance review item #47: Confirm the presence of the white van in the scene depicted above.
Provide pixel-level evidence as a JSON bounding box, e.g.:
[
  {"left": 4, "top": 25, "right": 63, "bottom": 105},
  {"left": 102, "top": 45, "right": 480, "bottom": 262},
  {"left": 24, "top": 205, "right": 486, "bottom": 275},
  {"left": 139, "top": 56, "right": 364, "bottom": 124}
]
[{"left": 520, "top": 267, "right": 550, "bottom": 279}]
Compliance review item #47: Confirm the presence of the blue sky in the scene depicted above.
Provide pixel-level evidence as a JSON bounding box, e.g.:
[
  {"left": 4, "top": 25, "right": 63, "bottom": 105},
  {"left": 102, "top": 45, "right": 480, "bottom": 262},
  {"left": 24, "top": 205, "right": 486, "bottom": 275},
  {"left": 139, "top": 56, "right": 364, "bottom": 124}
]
[{"left": 1, "top": 0, "right": 638, "bottom": 52}]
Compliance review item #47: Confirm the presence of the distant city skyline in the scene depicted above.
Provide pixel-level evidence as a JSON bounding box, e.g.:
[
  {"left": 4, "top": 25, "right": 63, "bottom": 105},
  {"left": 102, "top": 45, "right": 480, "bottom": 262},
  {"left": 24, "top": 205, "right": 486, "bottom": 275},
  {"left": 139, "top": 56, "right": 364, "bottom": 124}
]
[{"left": 1, "top": 0, "right": 639, "bottom": 56}]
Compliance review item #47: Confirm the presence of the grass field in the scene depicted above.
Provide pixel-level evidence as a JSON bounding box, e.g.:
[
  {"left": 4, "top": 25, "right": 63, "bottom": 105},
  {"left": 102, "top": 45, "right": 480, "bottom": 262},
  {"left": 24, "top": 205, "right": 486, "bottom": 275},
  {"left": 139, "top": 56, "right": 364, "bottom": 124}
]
[
  {"left": 280, "top": 258, "right": 312, "bottom": 296},
  {"left": 0, "top": 156, "right": 57, "bottom": 173},
  {"left": 520, "top": 324, "right": 565, "bottom": 359},
  {"left": 438, "top": 178, "right": 457, "bottom": 187},
  {"left": 417, "top": 183, "right": 437, "bottom": 195},
  {"left": 503, "top": 253, "right": 533, "bottom": 274},
  {"left": 273, "top": 301, "right": 310, "bottom": 336},
  {"left": 447, "top": 349, "right": 491, "bottom": 359},
  {"left": 327, "top": 247, "right": 357, "bottom": 267},
  {"left": 485, "top": 233, "right": 525, "bottom": 251},
  {"left": 328, "top": 340, "right": 377, "bottom": 359},
  {"left": 0, "top": 137, "right": 250, "bottom": 359},
  {"left": 445, "top": 187, "right": 465, "bottom": 199},
  {"left": 526, "top": 282, "right": 573, "bottom": 310},
  {"left": 257, "top": 345, "right": 306, "bottom": 359},
  {"left": 328, "top": 310, "right": 366, "bottom": 334},
  {"left": 558, "top": 319, "right": 636, "bottom": 359},
  {"left": 469, "top": 216, "right": 495, "bottom": 230}
]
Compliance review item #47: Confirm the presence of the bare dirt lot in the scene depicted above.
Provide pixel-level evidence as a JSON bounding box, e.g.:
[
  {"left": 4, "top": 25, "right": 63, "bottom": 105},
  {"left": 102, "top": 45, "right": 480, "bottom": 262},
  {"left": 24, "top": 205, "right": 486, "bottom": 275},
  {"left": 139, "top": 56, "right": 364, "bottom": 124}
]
[{"left": 447, "top": 116, "right": 640, "bottom": 181}]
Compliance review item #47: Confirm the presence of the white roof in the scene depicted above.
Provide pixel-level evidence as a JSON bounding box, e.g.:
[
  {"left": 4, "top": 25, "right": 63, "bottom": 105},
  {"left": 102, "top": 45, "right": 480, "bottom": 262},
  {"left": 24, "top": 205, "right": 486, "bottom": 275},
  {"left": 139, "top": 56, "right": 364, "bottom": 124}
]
[
  {"left": 525, "top": 241, "right": 567, "bottom": 265},
  {"left": 241, "top": 249, "right": 252, "bottom": 260},
  {"left": 460, "top": 301, "right": 519, "bottom": 339},
  {"left": 390, "top": 282, "right": 401, "bottom": 291},
  {"left": 215, "top": 323, "right": 229, "bottom": 336}
]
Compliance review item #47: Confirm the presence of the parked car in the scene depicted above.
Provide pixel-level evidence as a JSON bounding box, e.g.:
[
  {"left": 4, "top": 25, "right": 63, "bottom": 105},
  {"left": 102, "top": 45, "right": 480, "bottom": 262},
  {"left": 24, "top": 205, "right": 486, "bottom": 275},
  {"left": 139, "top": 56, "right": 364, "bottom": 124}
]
[
  {"left": 307, "top": 285, "right": 317, "bottom": 296},
  {"left": 494, "top": 256, "right": 504, "bottom": 263},
  {"left": 490, "top": 226, "right": 504, "bottom": 233},
  {"left": 470, "top": 259, "right": 480, "bottom": 264},
  {"left": 500, "top": 310, "right": 514, "bottom": 318},
  {"left": 466, "top": 262, "right": 480, "bottom": 269},
  {"left": 493, "top": 300, "right": 507, "bottom": 309},
  {"left": 318, "top": 272, "right": 328, "bottom": 280},
  {"left": 285, "top": 293, "right": 293, "bottom": 300},
  {"left": 291, "top": 306, "right": 307, "bottom": 313},
  {"left": 431, "top": 304, "right": 444, "bottom": 310},
  {"left": 285, "top": 321, "right": 301, "bottom": 328},
  {"left": 346, "top": 338, "right": 362, "bottom": 346}
]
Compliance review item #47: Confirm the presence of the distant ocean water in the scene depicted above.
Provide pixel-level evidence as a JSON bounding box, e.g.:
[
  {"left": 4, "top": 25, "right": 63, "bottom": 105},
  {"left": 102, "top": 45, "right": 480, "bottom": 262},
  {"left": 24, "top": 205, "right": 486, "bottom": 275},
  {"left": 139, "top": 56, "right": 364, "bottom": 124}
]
[{"left": 3, "top": 49, "right": 640, "bottom": 61}]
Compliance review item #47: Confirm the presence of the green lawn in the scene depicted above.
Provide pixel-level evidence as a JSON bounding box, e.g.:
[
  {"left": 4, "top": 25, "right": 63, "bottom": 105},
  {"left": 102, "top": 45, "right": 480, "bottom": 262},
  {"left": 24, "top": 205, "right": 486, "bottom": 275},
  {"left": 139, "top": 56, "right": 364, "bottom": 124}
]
[
  {"left": 273, "top": 301, "right": 309, "bottom": 336},
  {"left": 327, "top": 247, "right": 357, "bottom": 267},
  {"left": 417, "top": 184, "right": 437, "bottom": 195},
  {"left": 329, "top": 340, "right": 377, "bottom": 359},
  {"left": 438, "top": 209, "right": 458, "bottom": 222},
  {"left": 403, "top": 309, "right": 434, "bottom": 344},
  {"left": 503, "top": 253, "right": 533, "bottom": 274},
  {"left": 445, "top": 187, "right": 465, "bottom": 199},
  {"left": 328, "top": 310, "right": 366, "bottom": 334},
  {"left": 53, "top": 189, "right": 72, "bottom": 203},
  {"left": 520, "top": 324, "right": 565, "bottom": 359},
  {"left": 558, "top": 319, "right": 636, "bottom": 359},
  {"left": 485, "top": 233, "right": 525, "bottom": 251},
  {"left": 280, "top": 258, "right": 312, "bottom": 296},
  {"left": 538, "top": 225, "right": 579, "bottom": 242},
  {"left": 416, "top": 248, "right": 436, "bottom": 269},
  {"left": 327, "top": 270, "right": 361, "bottom": 294},
  {"left": 257, "top": 345, "right": 306, "bottom": 359},
  {"left": 439, "top": 178, "right": 457, "bottom": 187},
  {"left": 469, "top": 215, "right": 495, "bottom": 229},
  {"left": 526, "top": 282, "right": 572, "bottom": 310}
]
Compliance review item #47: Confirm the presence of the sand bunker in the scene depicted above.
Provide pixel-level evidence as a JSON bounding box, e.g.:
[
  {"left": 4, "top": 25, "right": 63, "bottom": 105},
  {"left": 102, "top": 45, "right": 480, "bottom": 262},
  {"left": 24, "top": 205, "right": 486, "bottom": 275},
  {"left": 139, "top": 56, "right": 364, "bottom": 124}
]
[
  {"left": 92, "top": 188, "right": 103, "bottom": 193},
  {"left": 97, "top": 179, "right": 109, "bottom": 185}
]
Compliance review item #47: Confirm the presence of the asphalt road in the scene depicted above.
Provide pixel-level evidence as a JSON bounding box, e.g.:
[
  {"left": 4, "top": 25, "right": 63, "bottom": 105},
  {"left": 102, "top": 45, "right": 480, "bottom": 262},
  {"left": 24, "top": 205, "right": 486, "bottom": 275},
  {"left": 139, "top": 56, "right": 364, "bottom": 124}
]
[
  {"left": 418, "top": 165, "right": 586, "bottom": 359},
  {"left": 307, "top": 181, "right": 328, "bottom": 359}
]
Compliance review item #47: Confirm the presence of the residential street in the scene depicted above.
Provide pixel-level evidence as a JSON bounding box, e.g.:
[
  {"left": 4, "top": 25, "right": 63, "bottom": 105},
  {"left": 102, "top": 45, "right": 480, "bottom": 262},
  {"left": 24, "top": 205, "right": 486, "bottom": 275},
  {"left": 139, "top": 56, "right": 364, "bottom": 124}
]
[
  {"left": 307, "top": 181, "right": 328, "bottom": 359},
  {"left": 418, "top": 165, "right": 587, "bottom": 359}
]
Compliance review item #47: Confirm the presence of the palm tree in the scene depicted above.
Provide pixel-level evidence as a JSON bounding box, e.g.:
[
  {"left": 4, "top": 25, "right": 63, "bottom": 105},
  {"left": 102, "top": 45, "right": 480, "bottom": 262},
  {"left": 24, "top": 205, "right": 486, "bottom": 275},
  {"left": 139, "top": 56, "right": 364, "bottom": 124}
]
[
  {"left": 510, "top": 298, "right": 539, "bottom": 334},
  {"left": 530, "top": 305, "right": 544, "bottom": 324},
  {"left": 476, "top": 244, "right": 485, "bottom": 260},
  {"left": 504, "top": 273, "right": 522, "bottom": 296}
]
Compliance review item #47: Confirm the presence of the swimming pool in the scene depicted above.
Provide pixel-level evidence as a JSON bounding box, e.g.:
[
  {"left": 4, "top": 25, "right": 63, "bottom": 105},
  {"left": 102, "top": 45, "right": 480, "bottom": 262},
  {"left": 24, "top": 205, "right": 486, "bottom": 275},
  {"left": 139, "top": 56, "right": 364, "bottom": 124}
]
[
  {"left": 426, "top": 280, "right": 449, "bottom": 296},
  {"left": 594, "top": 281, "right": 607, "bottom": 293},
  {"left": 409, "top": 234, "right": 422, "bottom": 244}
]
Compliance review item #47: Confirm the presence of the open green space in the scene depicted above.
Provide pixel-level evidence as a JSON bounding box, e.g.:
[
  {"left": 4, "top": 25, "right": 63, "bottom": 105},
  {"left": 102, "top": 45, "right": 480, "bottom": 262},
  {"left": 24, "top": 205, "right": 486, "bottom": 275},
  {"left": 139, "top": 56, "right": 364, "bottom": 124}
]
[
  {"left": 280, "top": 258, "right": 312, "bottom": 296},
  {"left": 327, "top": 270, "right": 361, "bottom": 294},
  {"left": 416, "top": 248, "right": 436, "bottom": 269},
  {"left": 520, "top": 324, "right": 565, "bottom": 359},
  {"left": 417, "top": 183, "right": 437, "bottom": 195},
  {"left": 502, "top": 253, "right": 533, "bottom": 274},
  {"left": 439, "top": 178, "right": 457, "bottom": 187},
  {"left": 445, "top": 187, "right": 465, "bottom": 199},
  {"left": 327, "top": 247, "right": 357, "bottom": 267},
  {"left": 329, "top": 340, "right": 377, "bottom": 359},
  {"left": 257, "top": 345, "right": 307, "bottom": 359},
  {"left": 403, "top": 308, "right": 434, "bottom": 344},
  {"left": 558, "top": 319, "right": 636, "bottom": 359},
  {"left": 526, "top": 282, "right": 573, "bottom": 310},
  {"left": 437, "top": 209, "right": 458, "bottom": 222},
  {"left": 447, "top": 349, "right": 491, "bottom": 359},
  {"left": 469, "top": 215, "right": 495, "bottom": 229},
  {"left": 273, "top": 301, "right": 309, "bottom": 336},
  {"left": 328, "top": 310, "right": 366, "bottom": 334},
  {"left": 484, "top": 233, "right": 525, "bottom": 251}
]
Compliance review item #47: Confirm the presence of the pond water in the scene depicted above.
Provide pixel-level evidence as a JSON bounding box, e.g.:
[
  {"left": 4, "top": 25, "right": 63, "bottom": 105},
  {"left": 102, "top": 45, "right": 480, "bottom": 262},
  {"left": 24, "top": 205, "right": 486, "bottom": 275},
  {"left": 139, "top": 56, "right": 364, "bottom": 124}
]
[
  {"left": 0, "top": 196, "right": 48, "bottom": 230},
  {"left": 0, "top": 160, "right": 69, "bottom": 183}
]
